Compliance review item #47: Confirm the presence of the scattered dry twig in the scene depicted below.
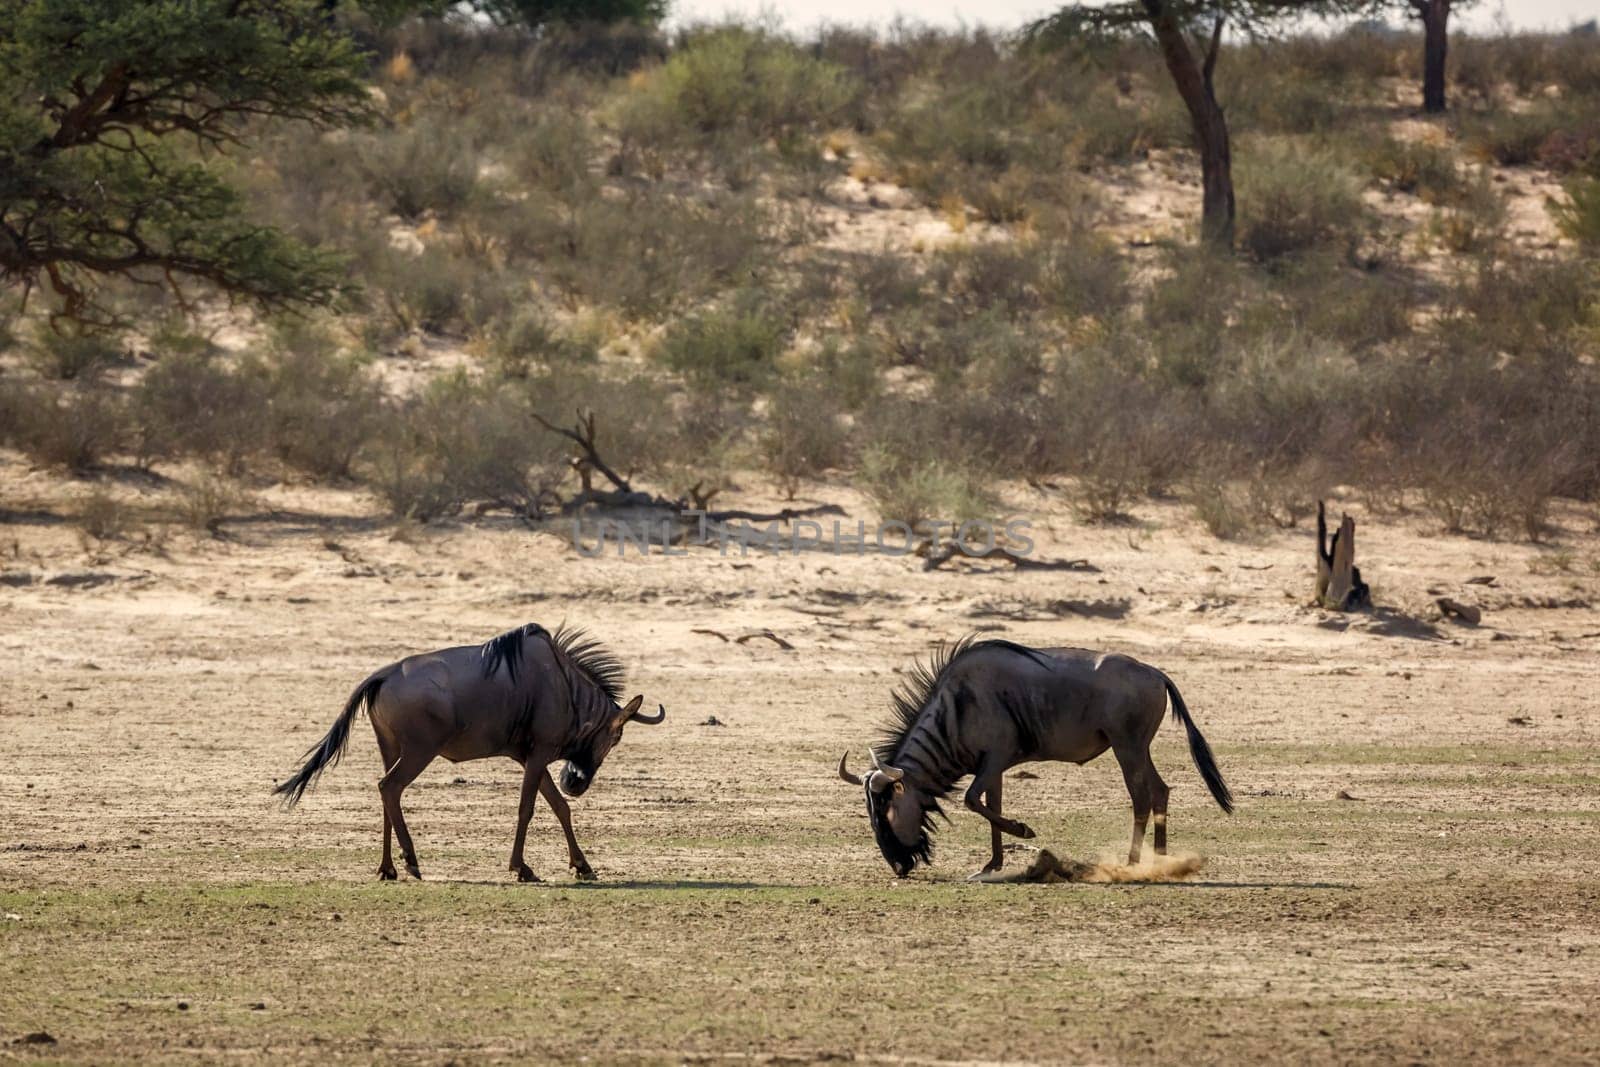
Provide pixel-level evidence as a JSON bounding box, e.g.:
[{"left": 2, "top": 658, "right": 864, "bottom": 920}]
[{"left": 734, "top": 629, "right": 794, "bottom": 650}]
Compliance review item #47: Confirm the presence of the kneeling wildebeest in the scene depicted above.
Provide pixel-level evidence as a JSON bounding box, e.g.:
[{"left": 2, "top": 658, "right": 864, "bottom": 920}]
[
  {"left": 273, "top": 623, "right": 665, "bottom": 882},
  {"left": 838, "top": 637, "right": 1232, "bottom": 878}
]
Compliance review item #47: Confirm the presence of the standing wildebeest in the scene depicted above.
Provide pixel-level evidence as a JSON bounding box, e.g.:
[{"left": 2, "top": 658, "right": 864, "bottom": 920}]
[
  {"left": 838, "top": 636, "right": 1232, "bottom": 878},
  {"left": 273, "top": 623, "right": 665, "bottom": 882}
]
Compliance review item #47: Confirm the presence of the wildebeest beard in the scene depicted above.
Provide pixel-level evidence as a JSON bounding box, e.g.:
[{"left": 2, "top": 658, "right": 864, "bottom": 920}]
[
  {"left": 866, "top": 789, "right": 942, "bottom": 877},
  {"left": 559, "top": 735, "right": 601, "bottom": 797}
]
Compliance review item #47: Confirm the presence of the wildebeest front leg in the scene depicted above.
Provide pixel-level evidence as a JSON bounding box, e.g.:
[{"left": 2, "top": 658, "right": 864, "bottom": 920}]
[
  {"left": 508, "top": 761, "right": 543, "bottom": 883},
  {"left": 538, "top": 770, "right": 595, "bottom": 881},
  {"left": 981, "top": 775, "right": 1005, "bottom": 875},
  {"left": 964, "top": 773, "right": 1035, "bottom": 841}
]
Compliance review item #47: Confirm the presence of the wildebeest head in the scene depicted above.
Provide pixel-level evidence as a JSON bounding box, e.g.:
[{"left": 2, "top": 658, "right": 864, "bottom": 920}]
[
  {"left": 839, "top": 751, "right": 936, "bottom": 878},
  {"left": 560, "top": 694, "right": 665, "bottom": 797}
]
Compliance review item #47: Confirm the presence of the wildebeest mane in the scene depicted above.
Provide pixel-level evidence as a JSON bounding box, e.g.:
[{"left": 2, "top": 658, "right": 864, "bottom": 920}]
[
  {"left": 479, "top": 623, "right": 626, "bottom": 704},
  {"left": 480, "top": 624, "right": 541, "bottom": 686},
  {"left": 549, "top": 624, "right": 625, "bottom": 703},
  {"left": 876, "top": 634, "right": 1050, "bottom": 764}
]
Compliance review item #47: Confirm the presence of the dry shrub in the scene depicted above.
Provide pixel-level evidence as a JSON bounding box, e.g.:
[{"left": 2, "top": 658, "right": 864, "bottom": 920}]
[
  {"left": 358, "top": 114, "right": 483, "bottom": 221},
  {"left": 859, "top": 449, "right": 994, "bottom": 533},
  {"left": 176, "top": 474, "right": 257, "bottom": 534},
  {"left": 1428, "top": 172, "right": 1507, "bottom": 254},
  {"left": 132, "top": 352, "right": 268, "bottom": 472},
  {"left": 1250, "top": 253, "right": 1411, "bottom": 354},
  {"left": 1440, "top": 256, "right": 1596, "bottom": 357},
  {"left": 7, "top": 385, "right": 126, "bottom": 473},
  {"left": 1366, "top": 136, "right": 1460, "bottom": 203},
  {"left": 25, "top": 326, "right": 124, "bottom": 382},
  {"left": 808, "top": 335, "right": 881, "bottom": 411},
  {"left": 1187, "top": 477, "right": 1255, "bottom": 541},
  {"left": 657, "top": 292, "right": 787, "bottom": 388},
  {"left": 1551, "top": 177, "right": 1600, "bottom": 250},
  {"left": 364, "top": 242, "right": 474, "bottom": 338},
  {"left": 1465, "top": 106, "right": 1572, "bottom": 167},
  {"left": 509, "top": 189, "right": 773, "bottom": 319},
  {"left": 760, "top": 378, "right": 851, "bottom": 497},
  {"left": 370, "top": 373, "right": 568, "bottom": 521},
  {"left": 650, "top": 26, "right": 859, "bottom": 139},
  {"left": 77, "top": 487, "right": 136, "bottom": 541},
  {"left": 526, "top": 369, "right": 675, "bottom": 487},
  {"left": 252, "top": 325, "right": 385, "bottom": 481},
  {"left": 1237, "top": 137, "right": 1369, "bottom": 261},
  {"left": 1222, "top": 62, "right": 1347, "bottom": 136},
  {"left": 1036, "top": 354, "right": 1198, "bottom": 522}
]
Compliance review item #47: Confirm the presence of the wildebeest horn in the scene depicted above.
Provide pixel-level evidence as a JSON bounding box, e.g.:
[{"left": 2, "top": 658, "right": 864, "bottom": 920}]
[
  {"left": 837, "top": 752, "right": 863, "bottom": 786},
  {"left": 869, "top": 748, "right": 905, "bottom": 782},
  {"left": 631, "top": 703, "right": 666, "bottom": 725}
]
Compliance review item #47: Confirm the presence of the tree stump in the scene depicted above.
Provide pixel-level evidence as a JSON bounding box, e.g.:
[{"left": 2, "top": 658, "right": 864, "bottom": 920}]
[{"left": 1316, "top": 501, "right": 1371, "bottom": 611}]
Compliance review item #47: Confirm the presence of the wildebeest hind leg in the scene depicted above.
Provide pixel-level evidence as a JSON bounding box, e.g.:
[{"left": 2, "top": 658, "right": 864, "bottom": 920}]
[
  {"left": 375, "top": 734, "right": 398, "bottom": 881},
  {"left": 379, "top": 750, "right": 432, "bottom": 880},
  {"left": 1112, "top": 743, "right": 1153, "bottom": 866},
  {"left": 1150, "top": 766, "right": 1170, "bottom": 856},
  {"left": 508, "top": 761, "right": 543, "bottom": 883}
]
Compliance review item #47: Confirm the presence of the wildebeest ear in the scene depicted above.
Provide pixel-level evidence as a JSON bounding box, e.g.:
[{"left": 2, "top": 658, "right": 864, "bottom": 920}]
[{"left": 617, "top": 695, "right": 644, "bottom": 720}]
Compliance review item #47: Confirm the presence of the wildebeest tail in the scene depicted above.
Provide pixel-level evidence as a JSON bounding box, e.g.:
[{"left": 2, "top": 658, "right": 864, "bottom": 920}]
[
  {"left": 1164, "top": 677, "right": 1234, "bottom": 814},
  {"left": 272, "top": 669, "right": 388, "bottom": 808}
]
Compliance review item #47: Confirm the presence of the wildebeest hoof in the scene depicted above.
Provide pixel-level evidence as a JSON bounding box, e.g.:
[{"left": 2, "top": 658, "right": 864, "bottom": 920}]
[
  {"left": 1014, "top": 823, "right": 1036, "bottom": 839},
  {"left": 573, "top": 865, "right": 597, "bottom": 882},
  {"left": 378, "top": 866, "right": 397, "bottom": 881},
  {"left": 405, "top": 861, "right": 422, "bottom": 879},
  {"left": 515, "top": 864, "right": 541, "bottom": 883}
]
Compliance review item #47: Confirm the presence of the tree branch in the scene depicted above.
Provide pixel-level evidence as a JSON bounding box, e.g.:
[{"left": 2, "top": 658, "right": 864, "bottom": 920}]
[
  {"left": 1203, "top": 14, "right": 1225, "bottom": 85},
  {"left": 531, "top": 409, "right": 635, "bottom": 495}
]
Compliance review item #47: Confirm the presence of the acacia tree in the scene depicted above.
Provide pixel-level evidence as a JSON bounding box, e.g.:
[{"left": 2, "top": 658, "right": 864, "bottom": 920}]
[
  {"left": 1030, "top": 1, "right": 1362, "bottom": 249},
  {"left": 0, "top": 1, "right": 375, "bottom": 325},
  {"left": 1405, "top": 0, "right": 1476, "bottom": 113},
  {"left": 473, "top": 0, "right": 666, "bottom": 26}
]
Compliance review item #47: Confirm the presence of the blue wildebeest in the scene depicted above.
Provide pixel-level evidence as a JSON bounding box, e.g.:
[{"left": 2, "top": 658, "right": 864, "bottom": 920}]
[
  {"left": 273, "top": 623, "right": 665, "bottom": 882},
  {"left": 838, "top": 637, "right": 1232, "bottom": 878}
]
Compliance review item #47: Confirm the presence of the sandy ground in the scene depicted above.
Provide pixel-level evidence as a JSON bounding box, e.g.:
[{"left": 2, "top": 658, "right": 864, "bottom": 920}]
[{"left": 3, "top": 456, "right": 1600, "bottom": 1063}]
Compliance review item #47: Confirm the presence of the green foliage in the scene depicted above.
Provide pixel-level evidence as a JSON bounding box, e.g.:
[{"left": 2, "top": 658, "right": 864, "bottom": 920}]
[
  {"left": 0, "top": 0, "right": 371, "bottom": 325},
  {"left": 1551, "top": 177, "right": 1600, "bottom": 250},
  {"left": 176, "top": 473, "right": 257, "bottom": 534},
  {"left": 370, "top": 372, "right": 567, "bottom": 520},
  {"left": 250, "top": 323, "right": 385, "bottom": 480},
  {"left": 24, "top": 323, "right": 123, "bottom": 381},
  {"left": 859, "top": 448, "right": 994, "bottom": 532},
  {"left": 474, "top": 0, "right": 665, "bottom": 31},
  {"left": 132, "top": 350, "right": 266, "bottom": 472},
  {"left": 760, "top": 377, "right": 851, "bottom": 497},
  {"left": 1428, "top": 172, "right": 1506, "bottom": 254},
  {"left": 5, "top": 383, "right": 126, "bottom": 472},
  {"left": 76, "top": 486, "right": 135, "bottom": 541},
  {"left": 1237, "top": 136, "right": 1368, "bottom": 260},
  {"left": 1465, "top": 106, "right": 1570, "bottom": 167},
  {"left": 1366, "top": 136, "right": 1460, "bottom": 202},
  {"left": 657, "top": 293, "right": 788, "bottom": 388},
  {"left": 359, "top": 115, "right": 482, "bottom": 220},
  {"left": 647, "top": 27, "right": 859, "bottom": 140}
]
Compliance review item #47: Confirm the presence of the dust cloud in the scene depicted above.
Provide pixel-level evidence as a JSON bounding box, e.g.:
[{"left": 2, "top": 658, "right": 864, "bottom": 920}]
[{"left": 980, "top": 849, "right": 1205, "bottom": 884}]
